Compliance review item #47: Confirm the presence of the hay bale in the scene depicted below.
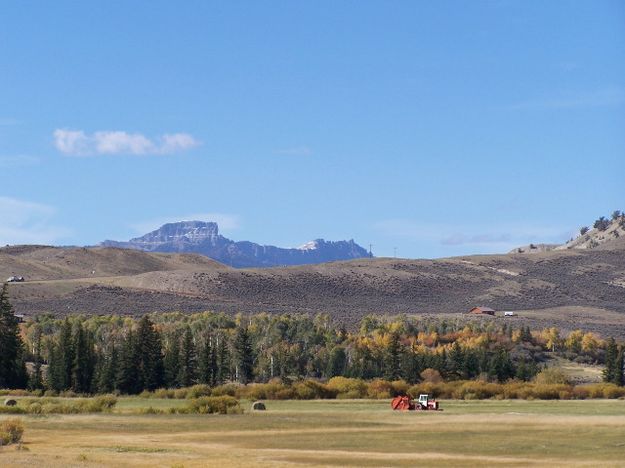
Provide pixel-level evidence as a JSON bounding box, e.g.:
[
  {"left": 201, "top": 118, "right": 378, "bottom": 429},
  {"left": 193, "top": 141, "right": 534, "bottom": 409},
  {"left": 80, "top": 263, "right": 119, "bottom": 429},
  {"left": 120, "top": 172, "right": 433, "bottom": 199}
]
[
  {"left": 251, "top": 401, "right": 266, "bottom": 411},
  {"left": 4, "top": 399, "right": 17, "bottom": 407}
]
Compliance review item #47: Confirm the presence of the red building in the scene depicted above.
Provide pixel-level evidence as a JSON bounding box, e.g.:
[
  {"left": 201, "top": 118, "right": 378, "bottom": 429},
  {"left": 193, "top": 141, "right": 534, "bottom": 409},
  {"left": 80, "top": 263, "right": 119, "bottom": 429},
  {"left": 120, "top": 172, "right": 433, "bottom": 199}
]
[{"left": 468, "top": 306, "right": 495, "bottom": 316}]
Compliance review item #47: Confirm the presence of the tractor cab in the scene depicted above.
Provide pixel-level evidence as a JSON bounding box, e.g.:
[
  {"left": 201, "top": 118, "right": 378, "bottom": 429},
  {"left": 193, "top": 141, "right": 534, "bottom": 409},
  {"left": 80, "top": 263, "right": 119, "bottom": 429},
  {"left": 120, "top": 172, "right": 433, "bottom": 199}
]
[{"left": 417, "top": 394, "right": 439, "bottom": 410}]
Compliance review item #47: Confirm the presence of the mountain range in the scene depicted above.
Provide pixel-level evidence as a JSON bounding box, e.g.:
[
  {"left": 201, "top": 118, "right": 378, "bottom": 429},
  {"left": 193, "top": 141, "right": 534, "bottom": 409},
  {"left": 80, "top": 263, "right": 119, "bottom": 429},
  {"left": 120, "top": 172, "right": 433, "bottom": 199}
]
[{"left": 101, "top": 221, "right": 370, "bottom": 268}]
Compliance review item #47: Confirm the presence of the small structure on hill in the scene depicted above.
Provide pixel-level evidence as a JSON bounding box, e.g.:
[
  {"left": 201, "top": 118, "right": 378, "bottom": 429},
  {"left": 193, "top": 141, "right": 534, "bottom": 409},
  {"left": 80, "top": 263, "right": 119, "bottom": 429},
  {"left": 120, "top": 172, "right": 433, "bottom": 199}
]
[
  {"left": 468, "top": 306, "right": 495, "bottom": 316},
  {"left": 251, "top": 401, "right": 266, "bottom": 411}
]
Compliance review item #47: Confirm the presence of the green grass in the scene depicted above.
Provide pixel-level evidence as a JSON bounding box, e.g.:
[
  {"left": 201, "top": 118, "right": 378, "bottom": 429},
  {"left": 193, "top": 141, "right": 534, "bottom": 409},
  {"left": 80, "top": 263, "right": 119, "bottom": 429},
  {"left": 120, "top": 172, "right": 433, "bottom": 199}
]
[{"left": 2, "top": 398, "right": 625, "bottom": 467}]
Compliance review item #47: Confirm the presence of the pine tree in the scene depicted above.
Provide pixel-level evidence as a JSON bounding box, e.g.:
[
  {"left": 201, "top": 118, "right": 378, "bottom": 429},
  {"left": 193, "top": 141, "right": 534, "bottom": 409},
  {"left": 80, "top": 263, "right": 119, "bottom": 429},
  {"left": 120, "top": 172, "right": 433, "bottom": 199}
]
[
  {"left": 164, "top": 332, "right": 181, "bottom": 388},
  {"left": 233, "top": 326, "right": 254, "bottom": 384},
  {"left": 198, "top": 335, "right": 217, "bottom": 385},
  {"left": 215, "top": 333, "right": 230, "bottom": 384},
  {"left": 448, "top": 341, "right": 464, "bottom": 379},
  {"left": 116, "top": 330, "right": 139, "bottom": 394},
  {"left": 177, "top": 326, "right": 197, "bottom": 387},
  {"left": 97, "top": 346, "right": 118, "bottom": 393},
  {"left": 0, "top": 284, "right": 28, "bottom": 389},
  {"left": 604, "top": 337, "right": 618, "bottom": 383},
  {"left": 58, "top": 318, "right": 75, "bottom": 390},
  {"left": 72, "top": 321, "right": 92, "bottom": 393},
  {"left": 29, "top": 322, "right": 44, "bottom": 390},
  {"left": 135, "top": 315, "right": 164, "bottom": 391},
  {"left": 325, "top": 346, "right": 346, "bottom": 378},
  {"left": 384, "top": 332, "right": 402, "bottom": 380},
  {"left": 613, "top": 346, "right": 624, "bottom": 386}
]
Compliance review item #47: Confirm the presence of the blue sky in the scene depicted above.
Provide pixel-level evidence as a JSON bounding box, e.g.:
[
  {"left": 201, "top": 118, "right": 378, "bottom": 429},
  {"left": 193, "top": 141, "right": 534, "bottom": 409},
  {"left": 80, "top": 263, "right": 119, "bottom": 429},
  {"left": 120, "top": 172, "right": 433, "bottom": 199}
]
[{"left": 1, "top": 1, "right": 624, "bottom": 258}]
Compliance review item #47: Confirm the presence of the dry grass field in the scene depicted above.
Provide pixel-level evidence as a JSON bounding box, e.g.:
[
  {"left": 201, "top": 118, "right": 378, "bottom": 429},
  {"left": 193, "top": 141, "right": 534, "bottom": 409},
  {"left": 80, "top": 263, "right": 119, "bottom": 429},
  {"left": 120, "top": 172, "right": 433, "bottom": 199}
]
[{"left": 2, "top": 398, "right": 625, "bottom": 467}]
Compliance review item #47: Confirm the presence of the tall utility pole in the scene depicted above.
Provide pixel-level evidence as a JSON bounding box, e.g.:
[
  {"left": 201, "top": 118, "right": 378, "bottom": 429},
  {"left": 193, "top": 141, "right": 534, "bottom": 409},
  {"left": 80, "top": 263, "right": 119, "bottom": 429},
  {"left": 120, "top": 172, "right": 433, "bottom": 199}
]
[{"left": 368, "top": 244, "right": 373, "bottom": 258}]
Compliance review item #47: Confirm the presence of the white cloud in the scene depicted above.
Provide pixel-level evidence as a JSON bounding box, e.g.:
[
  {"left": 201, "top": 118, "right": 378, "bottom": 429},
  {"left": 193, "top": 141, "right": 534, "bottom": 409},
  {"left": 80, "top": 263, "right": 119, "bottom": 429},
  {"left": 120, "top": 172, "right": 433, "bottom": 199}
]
[
  {"left": 0, "top": 196, "right": 71, "bottom": 245},
  {"left": 510, "top": 87, "right": 625, "bottom": 110},
  {"left": 374, "top": 218, "right": 571, "bottom": 251},
  {"left": 275, "top": 146, "right": 313, "bottom": 156},
  {"left": 53, "top": 129, "right": 200, "bottom": 156},
  {"left": 130, "top": 213, "right": 241, "bottom": 235}
]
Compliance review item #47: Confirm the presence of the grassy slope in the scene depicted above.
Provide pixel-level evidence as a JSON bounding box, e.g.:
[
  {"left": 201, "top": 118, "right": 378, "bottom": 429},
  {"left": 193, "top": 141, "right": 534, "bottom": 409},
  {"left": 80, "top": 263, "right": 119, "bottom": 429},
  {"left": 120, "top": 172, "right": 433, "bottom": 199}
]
[{"left": 2, "top": 399, "right": 625, "bottom": 467}]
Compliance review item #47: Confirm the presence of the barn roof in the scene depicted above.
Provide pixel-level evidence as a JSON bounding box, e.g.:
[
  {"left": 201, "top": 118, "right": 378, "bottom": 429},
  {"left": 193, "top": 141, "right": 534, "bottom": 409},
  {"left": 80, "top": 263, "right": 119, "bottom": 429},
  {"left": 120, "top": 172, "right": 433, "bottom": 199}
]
[{"left": 470, "top": 306, "right": 495, "bottom": 313}]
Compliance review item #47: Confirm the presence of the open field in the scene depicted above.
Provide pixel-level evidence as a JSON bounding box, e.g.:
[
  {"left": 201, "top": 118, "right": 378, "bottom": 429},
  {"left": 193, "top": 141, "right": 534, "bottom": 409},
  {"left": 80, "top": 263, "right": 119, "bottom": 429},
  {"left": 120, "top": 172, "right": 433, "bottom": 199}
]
[{"left": 2, "top": 399, "right": 625, "bottom": 467}]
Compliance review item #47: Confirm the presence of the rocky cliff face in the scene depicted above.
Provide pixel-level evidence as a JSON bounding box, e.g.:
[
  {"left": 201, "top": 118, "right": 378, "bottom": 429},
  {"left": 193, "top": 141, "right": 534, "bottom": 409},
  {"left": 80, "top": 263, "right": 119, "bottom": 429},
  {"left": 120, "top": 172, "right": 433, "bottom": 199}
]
[{"left": 102, "top": 221, "right": 370, "bottom": 268}]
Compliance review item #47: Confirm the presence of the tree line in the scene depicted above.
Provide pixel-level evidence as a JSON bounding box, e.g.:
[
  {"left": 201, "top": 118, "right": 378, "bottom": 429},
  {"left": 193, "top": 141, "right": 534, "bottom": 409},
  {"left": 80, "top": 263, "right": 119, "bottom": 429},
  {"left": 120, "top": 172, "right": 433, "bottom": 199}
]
[{"left": 1, "top": 286, "right": 624, "bottom": 393}]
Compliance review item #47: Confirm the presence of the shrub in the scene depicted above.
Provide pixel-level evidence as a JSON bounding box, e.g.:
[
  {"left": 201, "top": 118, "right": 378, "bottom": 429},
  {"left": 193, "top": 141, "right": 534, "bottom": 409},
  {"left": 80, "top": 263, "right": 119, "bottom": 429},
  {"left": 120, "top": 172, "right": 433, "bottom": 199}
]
[
  {"left": 186, "top": 396, "right": 242, "bottom": 415},
  {"left": 186, "top": 384, "right": 212, "bottom": 399},
  {"left": 534, "top": 368, "right": 570, "bottom": 385},
  {"left": 0, "top": 419, "right": 24, "bottom": 445},
  {"left": 173, "top": 388, "right": 189, "bottom": 399},
  {"left": 153, "top": 388, "right": 176, "bottom": 399},
  {"left": 420, "top": 368, "right": 443, "bottom": 383},
  {"left": 367, "top": 379, "right": 393, "bottom": 399},
  {"left": 326, "top": 377, "right": 368, "bottom": 399},
  {"left": 292, "top": 380, "right": 336, "bottom": 399},
  {"left": 211, "top": 384, "right": 238, "bottom": 397}
]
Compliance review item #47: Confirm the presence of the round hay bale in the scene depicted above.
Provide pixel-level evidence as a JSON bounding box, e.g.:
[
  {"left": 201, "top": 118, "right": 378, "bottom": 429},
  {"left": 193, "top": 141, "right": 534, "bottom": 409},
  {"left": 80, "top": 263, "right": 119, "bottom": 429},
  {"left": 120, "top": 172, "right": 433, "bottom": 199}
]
[
  {"left": 4, "top": 398, "right": 17, "bottom": 407},
  {"left": 251, "top": 401, "right": 266, "bottom": 411}
]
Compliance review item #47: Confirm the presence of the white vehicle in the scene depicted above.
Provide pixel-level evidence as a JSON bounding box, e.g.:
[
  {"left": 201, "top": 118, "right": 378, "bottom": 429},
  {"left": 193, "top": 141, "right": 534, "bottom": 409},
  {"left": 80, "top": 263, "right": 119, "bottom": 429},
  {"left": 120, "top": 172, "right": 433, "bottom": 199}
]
[
  {"left": 6, "top": 276, "right": 25, "bottom": 283},
  {"left": 504, "top": 311, "right": 515, "bottom": 317}
]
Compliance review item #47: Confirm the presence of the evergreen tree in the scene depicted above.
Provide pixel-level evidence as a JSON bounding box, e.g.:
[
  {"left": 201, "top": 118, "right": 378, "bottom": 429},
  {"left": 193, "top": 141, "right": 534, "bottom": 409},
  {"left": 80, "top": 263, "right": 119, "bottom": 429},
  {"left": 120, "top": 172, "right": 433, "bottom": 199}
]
[
  {"left": 164, "top": 332, "right": 181, "bottom": 388},
  {"left": 97, "top": 346, "right": 118, "bottom": 393},
  {"left": 215, "top": 333, "right": 230, "bottom": 384},
  {"left": 135, "top": 315, "right": 164, "bottom": 391},
  {"left": 116, "top": 330, "right": 139, "bottom": 394},
  {"left": 29, "top": 322, "right": 44, "bottom": 390},
  {"left": 447, "top": 341, "right": 464, "bottom": 379},
  {"left": 177, "top": 326, "right": 197, "bottom": 387},
  {"left": 462, "top": 349, "right": 480, "bottom": 379},
  {"left": 613, "top": 346, "right": 624, "bottom": 386},
  {"left": 384, "top": 332, "right": 402, "bottom": 380},
  {"left": 72, "top": 321, "right": 93, "bottom": 393},
  {"left": 233, "top": 326, "right": 255, "bottom": 384},
  {"left": 58, "top": 318, "right": 75, "bottom": 390},
  {"left": 325, "top": 346, "right": 346, "bottom": 378},
  {"left": 198, "top": 335, "right": 217, "bottom": 385},
  {"left": 604, "top": 337, "right": 618, "bottom": 383},
  {"left": 0, "top": 284, "right": 28, "bottom": 389}
]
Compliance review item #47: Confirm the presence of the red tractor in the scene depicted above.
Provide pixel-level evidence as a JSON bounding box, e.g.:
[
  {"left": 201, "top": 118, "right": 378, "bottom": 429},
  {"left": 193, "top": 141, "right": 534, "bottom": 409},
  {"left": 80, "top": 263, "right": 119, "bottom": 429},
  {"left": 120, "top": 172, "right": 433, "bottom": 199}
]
[{"left": 391, "top": 394, "right": 441, "bottom": 411}]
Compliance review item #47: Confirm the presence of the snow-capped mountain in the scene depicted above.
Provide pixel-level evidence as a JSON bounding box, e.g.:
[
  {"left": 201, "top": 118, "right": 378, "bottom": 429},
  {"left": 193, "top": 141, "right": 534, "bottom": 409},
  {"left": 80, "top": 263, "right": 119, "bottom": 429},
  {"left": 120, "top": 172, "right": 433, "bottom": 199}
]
[{"left": 101, "top": 221, "right": 370, "bottom": 268}]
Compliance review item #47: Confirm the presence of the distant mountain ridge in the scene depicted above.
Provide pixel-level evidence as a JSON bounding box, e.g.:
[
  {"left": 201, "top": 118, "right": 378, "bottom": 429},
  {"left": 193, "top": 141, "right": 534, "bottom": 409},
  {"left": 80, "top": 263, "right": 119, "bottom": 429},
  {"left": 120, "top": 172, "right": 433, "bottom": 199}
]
[{"left": 101, "top": 221, "right": 370, "bottom": 268}]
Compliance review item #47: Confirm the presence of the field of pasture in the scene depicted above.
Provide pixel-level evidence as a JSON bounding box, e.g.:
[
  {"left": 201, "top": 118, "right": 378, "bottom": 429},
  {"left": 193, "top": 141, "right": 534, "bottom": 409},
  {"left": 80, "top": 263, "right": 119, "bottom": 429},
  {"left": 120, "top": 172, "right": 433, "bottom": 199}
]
[{"left": 2, "top": 398, "right": 625, "bottom": 467}]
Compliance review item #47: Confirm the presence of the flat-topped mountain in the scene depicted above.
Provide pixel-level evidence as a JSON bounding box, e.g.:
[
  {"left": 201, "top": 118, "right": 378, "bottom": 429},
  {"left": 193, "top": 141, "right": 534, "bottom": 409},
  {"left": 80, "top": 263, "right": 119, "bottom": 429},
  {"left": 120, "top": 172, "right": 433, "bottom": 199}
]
[{"left": 101, "top": 221, "right": 370, "bottom": 268}]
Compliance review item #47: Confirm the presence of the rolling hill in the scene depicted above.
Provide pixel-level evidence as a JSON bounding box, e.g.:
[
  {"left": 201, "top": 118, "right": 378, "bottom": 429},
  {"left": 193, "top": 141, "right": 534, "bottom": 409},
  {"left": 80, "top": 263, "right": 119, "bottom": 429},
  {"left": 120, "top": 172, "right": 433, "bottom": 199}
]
[{"left": 3, "top": 243, "right": 625, "bottom": 337}]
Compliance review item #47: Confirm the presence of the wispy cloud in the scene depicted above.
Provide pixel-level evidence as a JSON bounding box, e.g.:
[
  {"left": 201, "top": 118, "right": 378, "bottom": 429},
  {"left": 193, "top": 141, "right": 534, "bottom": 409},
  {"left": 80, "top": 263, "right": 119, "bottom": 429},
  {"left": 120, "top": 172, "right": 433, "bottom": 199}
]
[
  {"left": 53, "top": 129, "right": 200, "bottom": 156},
  {"left": 0, "top": 118, "right": 21, "bottom": 126},
  {"left": 130, "top": 213, "right": 241, "bottom": 236},
  {"left": 374, "top": 218, "right": 571, "bottom": 251},
  {"left": 510, "top": 87, "right": 625, "bottom": 110},
  {"left": 275, "top": 146, "right": 313, "bottom": 156},
  {"left": 0, "top": 155, "right": 40, "bottom": 168},
  {"left": 0, "top": 196, "right": 71, "bottom": 245}
]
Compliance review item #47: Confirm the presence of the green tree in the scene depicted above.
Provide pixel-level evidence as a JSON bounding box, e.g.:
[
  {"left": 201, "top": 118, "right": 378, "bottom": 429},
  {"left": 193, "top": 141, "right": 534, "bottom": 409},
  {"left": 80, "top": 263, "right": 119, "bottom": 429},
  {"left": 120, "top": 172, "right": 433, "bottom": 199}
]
[
  {"left": 97, "top": 346, "right": 118, "bottom": 393},
  {"left": 198, "top": 335, "right": 217, "bottom": 386},
  {"left": 604, "top": 337, "right": 618, "bottom": 383},
  {"left": 325, "top": 346, "right": 346, "bottom": 378},
  {"left": 71, "top": 321, "right": 94, "bottom": 393},
  {"left": 233, "top": 326, "right": 254, "bottom": 384},
  {"left": 0, "top": 284, "right": 28, "bottom": 389},
  {"left": 116, "top": 330, "right": 139, "bottom": 394},
  {"left": 135, "top": 315, "right": 164, "bottom": 391},
  {"left": 215, "top": 333, "right": 230, "bottom": 385},
  {"left": 29, "top": 322, "right": 44, "bottom": 390},
  {"left": 384, "top": 332, "right": 402, "bottom": 380},
  {"left": 164, "top": 332, "right": 181, "bottom": 388},
  {"left": 177, "top": 326, "right": 197, "bottom": 387}
]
